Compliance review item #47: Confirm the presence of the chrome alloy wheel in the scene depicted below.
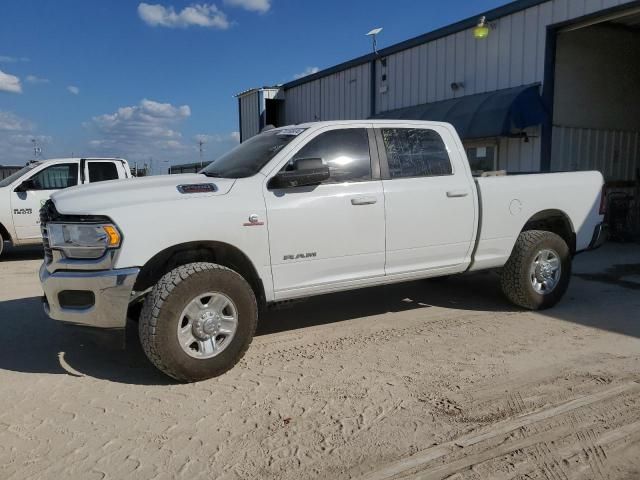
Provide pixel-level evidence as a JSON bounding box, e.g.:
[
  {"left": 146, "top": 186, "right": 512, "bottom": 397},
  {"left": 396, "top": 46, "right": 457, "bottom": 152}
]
[
  {"left": 177, "top": 292, "right": 238, "bottom": 359},
  {"left": 529, "top": 249, "right": 562, "bottom": 295}
]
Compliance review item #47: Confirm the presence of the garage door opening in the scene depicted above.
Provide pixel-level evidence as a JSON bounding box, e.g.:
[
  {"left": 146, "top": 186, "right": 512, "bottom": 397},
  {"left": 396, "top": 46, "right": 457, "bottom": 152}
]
[{"left": 549, "top": 6, "right": 640, "bottom": 237}]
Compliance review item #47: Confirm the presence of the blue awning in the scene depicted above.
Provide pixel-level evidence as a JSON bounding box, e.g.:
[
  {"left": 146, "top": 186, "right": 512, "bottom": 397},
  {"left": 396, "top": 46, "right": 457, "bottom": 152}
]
[{"left": 371, "top": 84, "right": 547, "bottom": 139}]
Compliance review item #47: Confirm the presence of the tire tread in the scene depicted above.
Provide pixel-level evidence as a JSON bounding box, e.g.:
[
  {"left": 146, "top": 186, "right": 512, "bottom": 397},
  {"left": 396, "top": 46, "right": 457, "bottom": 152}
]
[
  {"left": 139, "top": 262, "right": 256, "bottom": 382},
  {"left": 501, "top": 230, "right": 570, "bottom": 310}
]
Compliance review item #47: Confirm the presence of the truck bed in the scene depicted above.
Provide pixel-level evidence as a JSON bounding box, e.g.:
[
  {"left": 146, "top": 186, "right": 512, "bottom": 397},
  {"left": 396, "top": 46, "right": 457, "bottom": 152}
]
[{"left": 470, "top": 171, "right": 604, "bottom": 271}]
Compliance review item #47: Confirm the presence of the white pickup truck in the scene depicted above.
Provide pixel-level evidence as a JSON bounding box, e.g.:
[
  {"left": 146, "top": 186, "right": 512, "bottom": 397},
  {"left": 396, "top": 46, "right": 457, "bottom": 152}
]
[
  {"left": 39, "top": 121, "right": 605, "bottom": 382},
  {"left": 0, "top": 157, "right": 131, "bottom": 257}
]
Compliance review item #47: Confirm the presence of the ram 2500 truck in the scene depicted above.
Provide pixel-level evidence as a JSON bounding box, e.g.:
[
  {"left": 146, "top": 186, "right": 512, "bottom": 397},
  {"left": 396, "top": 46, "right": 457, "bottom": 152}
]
[
  {"left": 39, "top": 121, "right": 605, "bottom": 382},
  {"left": 0, "top": 157, "right": 131, "bottom": 258}
]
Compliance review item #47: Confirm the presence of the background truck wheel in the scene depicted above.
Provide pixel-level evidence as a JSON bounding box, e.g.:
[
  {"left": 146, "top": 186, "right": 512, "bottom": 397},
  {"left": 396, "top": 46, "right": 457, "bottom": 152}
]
[
  {"left": 139, "top": 262, "right": 257, "bottom": 382},
  {"left": 500, "top": 230, "right": 571, "bottom": 310}
]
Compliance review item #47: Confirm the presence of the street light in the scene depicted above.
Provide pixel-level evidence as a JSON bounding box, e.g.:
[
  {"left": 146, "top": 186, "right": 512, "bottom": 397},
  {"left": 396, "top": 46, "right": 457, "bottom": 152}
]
[{"left": 366, "top": 27, "right": 383, "bottom": 54}]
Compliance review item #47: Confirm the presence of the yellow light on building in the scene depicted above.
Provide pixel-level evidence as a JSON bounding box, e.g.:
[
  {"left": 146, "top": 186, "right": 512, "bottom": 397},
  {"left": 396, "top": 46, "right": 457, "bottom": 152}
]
[{"left": 473, "top": 16, "right": 490, "bottom": 39}]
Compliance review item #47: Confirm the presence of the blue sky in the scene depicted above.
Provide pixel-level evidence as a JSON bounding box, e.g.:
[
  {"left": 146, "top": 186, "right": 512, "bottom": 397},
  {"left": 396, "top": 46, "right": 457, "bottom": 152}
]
[{"left": 1, "top": 0, "right": 508, "bottom": 171}]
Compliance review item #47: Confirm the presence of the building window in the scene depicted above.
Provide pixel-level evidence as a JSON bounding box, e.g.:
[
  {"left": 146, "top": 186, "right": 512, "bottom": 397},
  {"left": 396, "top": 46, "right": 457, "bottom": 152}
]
[
  {"left": 465, "top": 142, "right": 498, "bottom": 174},
  {"left": 381, "top": 128, "right": 452, "bottom": 179}
]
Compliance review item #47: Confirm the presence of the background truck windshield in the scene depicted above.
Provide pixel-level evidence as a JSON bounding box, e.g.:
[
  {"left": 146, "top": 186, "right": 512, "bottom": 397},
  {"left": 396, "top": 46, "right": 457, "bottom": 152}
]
[
  {"left": 0, "top": 164, "right": 37, "bottom": 188},
  {"left": 201, "top": 129, "right": 305, "bottom": 179}
]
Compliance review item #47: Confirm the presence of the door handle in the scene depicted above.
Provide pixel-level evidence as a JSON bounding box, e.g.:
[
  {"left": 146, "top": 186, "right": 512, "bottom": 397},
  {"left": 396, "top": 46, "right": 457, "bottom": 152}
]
[
  {"left": 351, "top": 196, "right": 377, "bottom": 205},
  {"left": 446, "top": 189, "right": 469, "bottom": 198}
]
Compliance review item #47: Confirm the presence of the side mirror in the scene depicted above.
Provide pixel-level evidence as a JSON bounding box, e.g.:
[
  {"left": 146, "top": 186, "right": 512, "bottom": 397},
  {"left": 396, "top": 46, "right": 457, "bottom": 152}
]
[
  {"left": 270, "top": 158, "right": 330, "bottom": 189},
  {"left": 15, "top": 179, "right": 36, "bottom": 192}
]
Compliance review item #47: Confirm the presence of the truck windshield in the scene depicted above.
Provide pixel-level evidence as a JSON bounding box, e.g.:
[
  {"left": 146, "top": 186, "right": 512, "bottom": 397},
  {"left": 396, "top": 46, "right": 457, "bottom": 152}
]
[
  {"left": 0, "top": 164, "right": 38, "bottom": 188},
  {"left": 201, "top": 128, "right": 306, "bottom": 178}
]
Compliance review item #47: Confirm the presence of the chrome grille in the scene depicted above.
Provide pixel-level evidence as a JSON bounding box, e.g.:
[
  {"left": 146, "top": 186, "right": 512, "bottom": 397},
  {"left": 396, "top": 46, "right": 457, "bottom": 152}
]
[{"left": 40, "top": 200, "right": 55, "bottom": 264}]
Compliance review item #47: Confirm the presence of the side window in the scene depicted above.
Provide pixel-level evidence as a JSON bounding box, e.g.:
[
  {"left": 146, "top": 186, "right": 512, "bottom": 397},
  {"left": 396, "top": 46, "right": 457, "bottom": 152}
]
[
  {"left": 382, "top": 128, "right": 452, "bottom": 179},
  {"left": 29, "top": 163, "right": 79, "bottom": 190},
  {"left": 88, "top": 162, "right": 119, "bottom": 182},
  {"left": 288, "top": 128, "right": 372, "bottom": 183}
]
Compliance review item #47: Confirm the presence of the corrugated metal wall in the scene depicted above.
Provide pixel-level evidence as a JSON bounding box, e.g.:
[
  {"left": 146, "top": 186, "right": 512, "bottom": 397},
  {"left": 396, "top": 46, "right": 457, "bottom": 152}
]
[
  {"left": 551, "top": 125, "right": 640, "bottom": 180},
  {"left": 282, "top": 0, "right": 635, "bottom": 172},
  {"left": 285, "top": 63, "right": 371, "bottom": 124},
  {"left": 239, "top": 91, "right": 260, "bottom": 141}
]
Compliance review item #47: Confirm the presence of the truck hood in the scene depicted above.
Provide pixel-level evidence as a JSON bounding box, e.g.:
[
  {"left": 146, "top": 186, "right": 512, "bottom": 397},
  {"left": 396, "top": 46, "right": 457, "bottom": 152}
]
[{"left": 51, "top": 174, "right": 236, "bottom": 215}]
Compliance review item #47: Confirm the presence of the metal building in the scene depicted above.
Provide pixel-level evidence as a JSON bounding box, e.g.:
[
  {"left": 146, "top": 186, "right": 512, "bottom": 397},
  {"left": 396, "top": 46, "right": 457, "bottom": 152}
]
[{"left": 237, "top": 0, "right": 640, "bottom": 182}]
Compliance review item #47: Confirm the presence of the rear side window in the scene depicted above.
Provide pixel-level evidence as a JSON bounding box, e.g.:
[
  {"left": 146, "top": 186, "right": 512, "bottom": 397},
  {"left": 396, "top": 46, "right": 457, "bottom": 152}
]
[
  {"left": 290, "top": 128, "right": 372, "bottom": 183},
  {"left": 29, "top": 163, "right": 78, "bottom": 190},
  {"left": 382, "top": 128, "right": 452, "bottom": 179},
  {"left": 88, "top": 162, "right": 119, "bottom": 182}
]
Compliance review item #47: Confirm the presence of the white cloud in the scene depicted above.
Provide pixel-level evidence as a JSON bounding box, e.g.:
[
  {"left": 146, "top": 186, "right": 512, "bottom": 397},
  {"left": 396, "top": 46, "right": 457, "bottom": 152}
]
[
  {"left": 0, "top": 111, "right": 32, "bottom": 131},
  {"left": 0, "top": 69, "right": 22, "bottom": 93},
  {"left": 0, "top": 110, "right": 52, "bottom": 164},
  {"left": 223, "top": 0, "right": 270, "bottom": 13},
  {"left": 194, "top": 131, "right": 239, "bottom": 144},
  {"left": 138, "top": 3, "right": 229, "bottom": 29},
  {"left": 0, "top": 56, "right": 29, "bottom": 63},
  {"left": 67, "top": 85, "right": 80, "bottom": 95},
  {"left": 293, "top": 66, "right": 319, "bottom": 80},
  {"left": 87, "top": 98, "right": 195, "bottom": 164},
  {"left": 25, "top": 75, "right": 50, "bottom": 85}
]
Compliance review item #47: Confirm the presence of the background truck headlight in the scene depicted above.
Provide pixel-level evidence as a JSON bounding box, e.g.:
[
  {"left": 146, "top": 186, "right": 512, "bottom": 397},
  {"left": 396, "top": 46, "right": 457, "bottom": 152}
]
[{"left": 47, "top": 223, "right": 121, "bottom": 259}]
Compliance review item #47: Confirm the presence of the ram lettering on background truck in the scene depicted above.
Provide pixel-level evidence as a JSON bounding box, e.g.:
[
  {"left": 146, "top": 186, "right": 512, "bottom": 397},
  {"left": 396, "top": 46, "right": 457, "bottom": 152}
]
[
  {"left": 39, "top": 121, "right": 605, "bottom": 382},
  {"left": 0, "top": 158, "right": 131, "bottom": 257}
]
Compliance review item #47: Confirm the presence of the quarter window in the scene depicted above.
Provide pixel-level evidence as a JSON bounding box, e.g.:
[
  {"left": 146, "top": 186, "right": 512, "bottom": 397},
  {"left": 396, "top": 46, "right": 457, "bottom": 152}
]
[
  {"left": 88, "top": 162, "right": 119, "bottom": 182},
  {"left": 29, "top": 164, "right": 79, "bottom": 190},
  {"left": 288, "top": 128, "right": 372, "bottom": 183},
  {"left": 382, "top": 128, "right": 452, "bottom": 178}
]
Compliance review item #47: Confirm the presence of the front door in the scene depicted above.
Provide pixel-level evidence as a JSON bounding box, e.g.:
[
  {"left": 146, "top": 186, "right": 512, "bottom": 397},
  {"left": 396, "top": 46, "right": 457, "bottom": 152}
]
[
  {"left": 376, "top": 125, "right": 476, "bottom": 275},
  {"left": 264, "top": 125, "right": 386, "bottom": 298},
  {"left": 11, "top": 162, "right": 79, "bottom": 241}
]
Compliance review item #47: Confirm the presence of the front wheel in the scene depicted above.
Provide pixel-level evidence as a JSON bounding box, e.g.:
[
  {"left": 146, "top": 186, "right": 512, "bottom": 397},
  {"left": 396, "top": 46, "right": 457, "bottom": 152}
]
[
  {"left": 0, "top": 231, "right": 4, "bottom": 258},
  {"left": 139, "top": 262, "right": 258, "bottom": 382},
  {"left": 500, "top": 230, "right": 571, "bottom": 310}
]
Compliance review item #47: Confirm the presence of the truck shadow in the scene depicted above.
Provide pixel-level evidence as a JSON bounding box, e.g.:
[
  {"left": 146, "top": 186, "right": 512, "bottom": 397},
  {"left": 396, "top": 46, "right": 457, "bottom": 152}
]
[
  {"left": 0, "top": 296, "right": 172, "bottom": 385},
  {"left": 0, "top": 245, "right": 43, "bottom": 262},
  {"left": 0, "top": 266, "right": 637, "bottom": 385}
]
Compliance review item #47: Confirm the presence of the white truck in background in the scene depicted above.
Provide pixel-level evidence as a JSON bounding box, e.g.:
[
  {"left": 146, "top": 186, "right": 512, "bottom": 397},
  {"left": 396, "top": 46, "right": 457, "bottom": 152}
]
[
  {"left": 39, "top": 121, "right": 606, "bottom": 382},
  {"left": 0, "top": 158, "right": 131, "bottom": 257}
]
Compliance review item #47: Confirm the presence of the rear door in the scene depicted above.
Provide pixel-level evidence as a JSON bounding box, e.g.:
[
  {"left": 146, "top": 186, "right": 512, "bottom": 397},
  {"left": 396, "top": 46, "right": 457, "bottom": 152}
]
[
  {"left": 264, "top": 125, "right": 386, "bottom": 298},
  {"left": 11, "top": 162, "right": 79, "bottom": 241},
  {"left": 376, "top": 125, "right": 476, "bottom": 275}
]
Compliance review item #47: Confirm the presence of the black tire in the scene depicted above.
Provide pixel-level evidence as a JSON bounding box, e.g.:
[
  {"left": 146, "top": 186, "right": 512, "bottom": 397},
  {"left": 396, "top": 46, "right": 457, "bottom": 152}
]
[
  {"left": 500, "top": 230, "right": 571, "bottom": 310},
  {"left": 0, "top": 231, "right": 4, "bottom": 258},
  {"left": 139, "top": 262, "right": 258, "bottom": 382}
]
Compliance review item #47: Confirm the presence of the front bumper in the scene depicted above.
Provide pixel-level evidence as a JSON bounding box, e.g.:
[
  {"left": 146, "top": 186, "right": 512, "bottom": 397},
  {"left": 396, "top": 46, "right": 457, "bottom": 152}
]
[{"left": 40, "top": 263, "right": 139, "bottom": 329}]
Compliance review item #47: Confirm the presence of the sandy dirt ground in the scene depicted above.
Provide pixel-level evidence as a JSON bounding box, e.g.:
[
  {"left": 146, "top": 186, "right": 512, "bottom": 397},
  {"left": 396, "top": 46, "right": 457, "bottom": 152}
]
[{"left": 0, "top": 244, "right": 639, "bottom": 480}]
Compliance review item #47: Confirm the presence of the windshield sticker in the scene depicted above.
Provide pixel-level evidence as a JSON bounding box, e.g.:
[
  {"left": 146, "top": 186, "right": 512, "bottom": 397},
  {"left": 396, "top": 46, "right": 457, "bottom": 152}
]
[{"left": 277, "top": 128, "right": 305, "bottom": 136}]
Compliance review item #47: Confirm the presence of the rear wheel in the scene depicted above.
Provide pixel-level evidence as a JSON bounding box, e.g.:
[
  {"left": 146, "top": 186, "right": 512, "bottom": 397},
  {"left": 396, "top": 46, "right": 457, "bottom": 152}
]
[
  {"left": 500, "top": 230, "right": 571, "bottom": 310},
  {"left": 139, "top": 262, "right": 258, "bottom": 382},
  {"left": 0, "top": 231, "right": 4, "bottom": 258}
]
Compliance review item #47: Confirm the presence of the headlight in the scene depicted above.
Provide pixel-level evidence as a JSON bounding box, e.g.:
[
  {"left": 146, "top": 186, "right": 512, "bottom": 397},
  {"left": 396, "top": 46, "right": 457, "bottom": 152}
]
[{"left": 48, "top": 223, "right": 121, "bottom": 259}]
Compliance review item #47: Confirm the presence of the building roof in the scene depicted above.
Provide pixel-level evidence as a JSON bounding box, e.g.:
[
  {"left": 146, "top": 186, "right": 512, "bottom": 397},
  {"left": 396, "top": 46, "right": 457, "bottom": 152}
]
[{"left": 283, "top": 0, "right": 551, "bottom": 90}]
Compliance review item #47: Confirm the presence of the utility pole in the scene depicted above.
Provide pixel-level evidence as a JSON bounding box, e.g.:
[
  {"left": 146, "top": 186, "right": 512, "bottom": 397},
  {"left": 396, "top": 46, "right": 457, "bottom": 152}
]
[
  {"left": 31, "top": 138, "right": 42, "bottom": 160},
  {"left": 198, "top": 139, "right": 205, "bottom": 169}
]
